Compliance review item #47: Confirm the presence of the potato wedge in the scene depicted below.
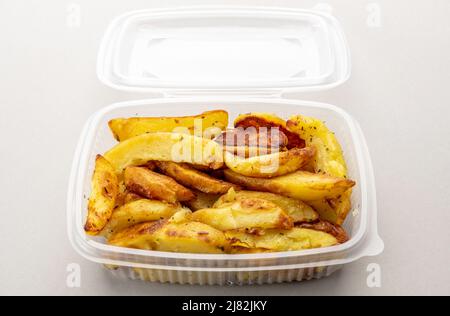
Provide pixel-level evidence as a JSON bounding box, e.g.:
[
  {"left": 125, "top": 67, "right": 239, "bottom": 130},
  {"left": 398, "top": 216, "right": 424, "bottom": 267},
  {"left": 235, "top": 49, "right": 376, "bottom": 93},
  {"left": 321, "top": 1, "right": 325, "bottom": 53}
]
[
  {"left": 308, "top": 195, "right": 352, "bottom": 225},
  {"left": 109, "top": 218, "right": 229, "bottom": 254},
  {"left": 287, "top": 115, "right": 347, "bottom": 177},
  {"left": 101, "top": 199, "right": 185, "bottom": 238},
  {"left": 214, "top": 189, "right": 318, "bottom": 223},
  {"left": 184, "top": 191, "right": 221, "bottom": 211},
  {"left": 84, "top": 155, "right": 119, "bottom": 235},
  {"left": 225, "top": 228, "right": 339, "bottom": 252},
  {"left": 215, "top": 127, "right": 288, "bottom": 149},
  {"left": 192, "top": 198, "right": 293, "bottom": 231},
  {"left": 224, "top": 169, "right": 355, "bottom": 201},
  {"left": 124, "top": 166, "right": 195, "bottom": 203},
  {"left": 109, "top": 110, "right": 229, "bottom": 141},
  {"left": 104, "top": 132, "right": 224, "bottom": 174},
  {"left": 287, "top": 115, "right": 352, "bottom": 224},
  {"left": 234, "top": 113, "right": 305, "bottom": 149},
  {"left": 297, "top": 220, "right": 349, "bottom": 244},
  {"left": 155, "top": 161, "right": 240, "bottom": 194},
  {"left": 224, "top": 147, "right": 315, "bottom": 178}
]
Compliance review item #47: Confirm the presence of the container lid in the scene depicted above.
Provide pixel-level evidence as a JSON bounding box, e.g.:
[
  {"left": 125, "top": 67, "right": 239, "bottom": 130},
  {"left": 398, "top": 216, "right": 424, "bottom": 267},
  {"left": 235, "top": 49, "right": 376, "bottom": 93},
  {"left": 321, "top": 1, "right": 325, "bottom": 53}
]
[{"left": 97, "top": 7, "right": 351, "bottom": 93}]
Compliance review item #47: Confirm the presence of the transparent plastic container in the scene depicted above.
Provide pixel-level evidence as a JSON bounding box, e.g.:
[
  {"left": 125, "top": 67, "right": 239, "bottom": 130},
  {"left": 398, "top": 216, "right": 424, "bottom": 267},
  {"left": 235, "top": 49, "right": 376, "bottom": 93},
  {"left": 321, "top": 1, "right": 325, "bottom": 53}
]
[{"left": 67, "top": 7, "right": 384, "bottom": 285}]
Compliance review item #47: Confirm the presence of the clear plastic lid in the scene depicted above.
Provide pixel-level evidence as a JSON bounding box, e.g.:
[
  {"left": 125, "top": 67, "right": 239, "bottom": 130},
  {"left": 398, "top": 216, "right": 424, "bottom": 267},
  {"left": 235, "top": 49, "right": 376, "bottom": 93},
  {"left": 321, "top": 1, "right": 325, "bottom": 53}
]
[{"left": 97, "top": 7, "right": 351, "bottom": 93}]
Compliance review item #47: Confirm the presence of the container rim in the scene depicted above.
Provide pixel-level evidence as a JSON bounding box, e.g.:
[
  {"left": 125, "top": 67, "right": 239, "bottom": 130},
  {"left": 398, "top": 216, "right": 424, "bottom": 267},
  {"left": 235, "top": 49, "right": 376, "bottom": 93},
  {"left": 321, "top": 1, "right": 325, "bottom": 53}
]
[{"left": 67, "top": 97, "right": 376, "bottom": 269}]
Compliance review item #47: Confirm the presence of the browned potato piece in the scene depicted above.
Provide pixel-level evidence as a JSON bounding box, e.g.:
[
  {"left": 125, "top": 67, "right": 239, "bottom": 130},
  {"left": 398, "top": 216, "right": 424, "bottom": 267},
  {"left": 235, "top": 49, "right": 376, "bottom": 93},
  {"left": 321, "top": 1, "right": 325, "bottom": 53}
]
[
  {"left": 225, "top": 228, "right": 339, "bottom": 252},
  {"left": 192, "top": 198, "right": 293, "bottom": 231},
  {"left": 124, "top": 167, "right": 195, "bottom": 203},
  {"left": 109, "top": 110, "right": 228, "bottom": 142},
  {"left": 214, "top": 189, "right": 318, "bottom": 223},
  {"left": 184, "top": 191, "right": 221, "bottom": 211},
  {"left": 109, "top": 218, "right": 229, "bottom": 254},
  {"left": 224, "top": 147, "right": 315, "bottom": 178},
  {"left": 224, "top": 169, "right": 355, "bottom": 201},
  {"left": 84, "top": 155, "right": 119, "bottom": 235},
  {"left": 101, "top": 199, "right": 185, "bottom": 238},
  {"left": 155, "top": 161, "right": 240, "bottom": 195},
  {"left": 297, "top": 220, "right": 349, "bottom": 244},
  {"left": 234, "top": 113, "right": 305, "bottom": 149},
  {"left": 215, "top": 127, "right": 288, "bottom": 149}
]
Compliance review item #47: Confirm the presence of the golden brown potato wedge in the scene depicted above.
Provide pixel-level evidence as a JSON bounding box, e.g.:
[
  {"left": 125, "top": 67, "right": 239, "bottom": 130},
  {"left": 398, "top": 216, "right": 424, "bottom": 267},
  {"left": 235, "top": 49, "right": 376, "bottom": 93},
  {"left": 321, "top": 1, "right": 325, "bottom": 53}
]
[
  {"left": 224, "top": 169, "right": 355, "bottom": 201},
  {"left": 184, "top": 190, "right": 221, "bottom": 211},
  {"left": 101, "top": 199, "right": 185, "bottom": 238},
  {"left": 297, "top": 220, "right": 349, "bottom": 244},
  {"left": 214, "top": 189, "right": 318, "bottom": 223},
  {"left": 287, "top": 115, "right": 352, "bottom": 224},
  {"left": 224, "top": 147, "right": 315, "bottom": 178},
  {"left": 234, "top": 113, "right": 305, "bottom": 149},
  {"left": 225, "top": 228, "right": 339, "bottom": 252},
  {"left": 104, "top": 132, "right": 224, "bottom": 174},
  {"left": 155, "top": 161, "right": 240, "bottom": 194},
  {"left": 124, "top": 166, "right": 195, "bottom": 203},
  {"left": 84, "top": 155, "right": 119, "bottom": 235},
  {"left": 109, "top": 213, "right": 229, "bottom": 254},
  {"left": 109, "top": 110, "right": 229, "bottom": 142},
  {"left": 192, "top": 198, "right": 293, "bottom": 231}
]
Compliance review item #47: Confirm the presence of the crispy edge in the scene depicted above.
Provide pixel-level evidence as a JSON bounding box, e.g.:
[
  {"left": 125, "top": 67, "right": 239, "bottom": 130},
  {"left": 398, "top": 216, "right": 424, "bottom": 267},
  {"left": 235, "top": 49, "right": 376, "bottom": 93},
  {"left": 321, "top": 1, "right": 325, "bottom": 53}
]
[
  {"left": 124, "top": 166, "right": 195, "bottom": 203},
  {"left": 156, "top": 161, "right": 240, "bottom": 194}
]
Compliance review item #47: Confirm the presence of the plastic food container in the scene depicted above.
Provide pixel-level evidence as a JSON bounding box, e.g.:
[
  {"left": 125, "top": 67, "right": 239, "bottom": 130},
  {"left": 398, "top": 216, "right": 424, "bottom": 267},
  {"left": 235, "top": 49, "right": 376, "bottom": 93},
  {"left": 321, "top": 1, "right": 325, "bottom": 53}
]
[{"left": 67, "top": 7, "right": 384, "bottom": 285}]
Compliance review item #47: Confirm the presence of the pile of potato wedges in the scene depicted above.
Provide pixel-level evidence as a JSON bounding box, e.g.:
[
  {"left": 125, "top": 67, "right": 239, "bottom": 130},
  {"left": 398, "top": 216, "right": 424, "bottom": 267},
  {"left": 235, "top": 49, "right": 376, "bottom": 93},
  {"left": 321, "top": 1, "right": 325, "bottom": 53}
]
[{"left": 84, "top": 110, "right": 355, "bottom": 254}]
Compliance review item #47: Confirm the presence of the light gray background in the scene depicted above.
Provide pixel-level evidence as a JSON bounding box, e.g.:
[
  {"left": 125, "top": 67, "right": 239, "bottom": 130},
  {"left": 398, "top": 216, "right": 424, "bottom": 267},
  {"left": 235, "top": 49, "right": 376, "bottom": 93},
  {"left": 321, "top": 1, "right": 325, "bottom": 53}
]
[{"left": 0, "top": 0, "right": 449, "bottom": 296}]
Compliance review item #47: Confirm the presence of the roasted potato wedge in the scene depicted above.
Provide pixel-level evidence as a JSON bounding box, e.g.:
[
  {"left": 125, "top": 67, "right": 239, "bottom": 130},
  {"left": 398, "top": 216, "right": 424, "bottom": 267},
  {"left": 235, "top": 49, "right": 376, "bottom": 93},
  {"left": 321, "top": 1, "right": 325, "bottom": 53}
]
[
  {"left": 297, "top": 220, "right": 349, "bottom": 244},
  {"left": 101, "top": 199, "right": 185, "bottom": 238},
  {"left": 192, "top": 198, "right": 293, "bottom": 231},
  {"left": 215, "top": 127, "right": 288, "bottom": 149},
  {"left": 109, "top": 110, "right": 228, "bottom": 142},
  {"left": 124, "top": 166, "right": 195, "bottom": 203},
  {"left": 287, "top": 115, "right": 352, "bottom": 224},
  {"left": 234, "top": 113, "right": 305, "bottom": 149},
  {"left": 155, "top": 161, "right": 240, "bottom": 194},
  {"left": 184, "top": 191, "right": 221, "bottom": 211},
  {"left": 84, "top": 155, "right": 119, "bottom": 235},
  {"left": 224, "top": 147, "right": 315, "bottom": 178},
  {"left": 224, "top": 169, "right": 355, "bottom": 201},
  {"left": 214, "top": 189, "right": 318, "bottom": 223},
  {"left": 225, "top": 228, "right": 339, "bottom": 252},
  {"left": 104, "top": 132, "right": 224, "bottom": 173},
  {"left": 109, "top": 213, "right": 229, "bottom": 254}
]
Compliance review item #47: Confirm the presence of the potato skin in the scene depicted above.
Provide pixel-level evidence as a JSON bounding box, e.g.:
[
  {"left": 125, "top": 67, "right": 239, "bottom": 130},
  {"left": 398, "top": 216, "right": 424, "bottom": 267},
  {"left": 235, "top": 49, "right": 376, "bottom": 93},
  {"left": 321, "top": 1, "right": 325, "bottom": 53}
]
[
  {"left": 234, "top": 113, "right": 305, "bottom": 149},
  {"left": 124, "top": 167, "right": 195, "bottom": 203},
  {"left": 109, "top": 218, "right": 229, "bottom": 254},
  {"left": 224, "top": 147, "right": 315, "bottom": 178},
  {"left": 156, "top": 161, "right": 240, "bottom": 194},
  {"left": 225, "top": 228, "right": 339, "bottom": 252},
  {"left": 101, "top": 199, "right": 185, "bottom": 238},
  {"left": 224, "top": 169, "right": 355, "bottom": 202},
  {"left": 109, "top": 110, "right": 228, "bottom": 142},
  {"left": 214, "top": 190, "right": 318, "bottom": 223},
  {"left": 297, "top": 220, "right": 349, "bottom": 244},
  {"left": 192, "top": 198, "right": 293, "bottom": 231},
  {"left": 104, "top": 132, "right": 224, "bottom": 173},
  {"left": 84, "top": 155, "right": 119, "bottom": 235}
]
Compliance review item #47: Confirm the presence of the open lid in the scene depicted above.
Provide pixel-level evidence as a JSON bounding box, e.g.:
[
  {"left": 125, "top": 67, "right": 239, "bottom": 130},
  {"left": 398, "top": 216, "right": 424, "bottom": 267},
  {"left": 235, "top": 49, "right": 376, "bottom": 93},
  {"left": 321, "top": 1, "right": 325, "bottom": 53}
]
[{"left": 97, "top": 7, "right": 351, "bottom": 93}]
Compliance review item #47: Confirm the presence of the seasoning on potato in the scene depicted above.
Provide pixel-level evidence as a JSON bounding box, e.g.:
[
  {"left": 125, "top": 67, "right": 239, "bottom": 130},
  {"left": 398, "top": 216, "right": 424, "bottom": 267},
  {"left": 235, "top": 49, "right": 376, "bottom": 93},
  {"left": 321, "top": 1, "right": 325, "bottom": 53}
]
[{"left": 84, "top": 110, "right": 356, "bottom": 254}]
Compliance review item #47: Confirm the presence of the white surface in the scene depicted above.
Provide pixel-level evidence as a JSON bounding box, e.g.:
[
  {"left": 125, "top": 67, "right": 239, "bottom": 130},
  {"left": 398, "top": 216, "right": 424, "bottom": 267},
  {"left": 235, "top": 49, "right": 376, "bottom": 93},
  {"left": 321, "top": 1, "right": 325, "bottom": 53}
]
[{"left": 0, "top": 0, "right": 449, "bottom": 296}]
